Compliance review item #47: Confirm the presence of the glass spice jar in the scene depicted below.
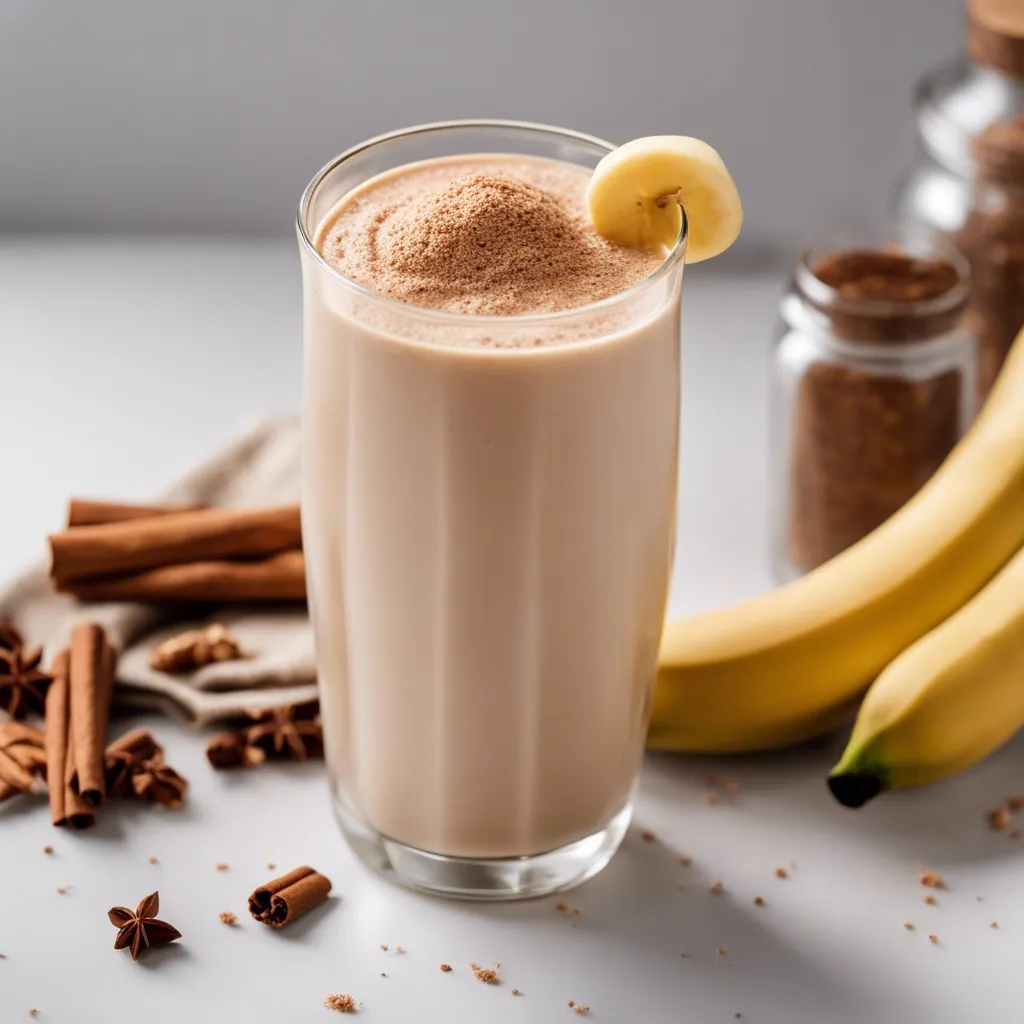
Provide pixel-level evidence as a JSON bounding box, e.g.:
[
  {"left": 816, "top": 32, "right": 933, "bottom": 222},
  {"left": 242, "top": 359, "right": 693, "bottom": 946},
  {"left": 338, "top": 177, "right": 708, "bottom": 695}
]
[
  {"left": 893, "top": 0, "right": 1024, "bottom": 401},
  {"left": 771, "top": 223, "right": 977, "bottom": 581}
]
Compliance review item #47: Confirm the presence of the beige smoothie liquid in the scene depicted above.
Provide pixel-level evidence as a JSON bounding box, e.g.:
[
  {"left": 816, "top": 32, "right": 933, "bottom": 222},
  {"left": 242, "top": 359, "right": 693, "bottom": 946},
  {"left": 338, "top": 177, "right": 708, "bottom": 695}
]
[{"left": 302, "top": 154, "right": 681, "bottom": 858}]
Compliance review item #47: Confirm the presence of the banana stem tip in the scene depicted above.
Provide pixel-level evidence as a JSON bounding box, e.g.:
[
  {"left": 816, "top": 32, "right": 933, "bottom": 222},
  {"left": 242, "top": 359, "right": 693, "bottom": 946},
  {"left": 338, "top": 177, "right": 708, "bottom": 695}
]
[{"left": 827, "top": 772, "right": 884, "bottom": 809}]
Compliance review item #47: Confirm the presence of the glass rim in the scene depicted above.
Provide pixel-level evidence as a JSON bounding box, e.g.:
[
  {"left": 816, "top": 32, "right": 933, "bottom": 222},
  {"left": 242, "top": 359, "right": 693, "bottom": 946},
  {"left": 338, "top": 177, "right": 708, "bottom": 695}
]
[
  {"left": 794, "top": 219, "right": 972, "bottom": 318},
  {"left": 296, "top": 118, "right": 687, "bottom": 326}
]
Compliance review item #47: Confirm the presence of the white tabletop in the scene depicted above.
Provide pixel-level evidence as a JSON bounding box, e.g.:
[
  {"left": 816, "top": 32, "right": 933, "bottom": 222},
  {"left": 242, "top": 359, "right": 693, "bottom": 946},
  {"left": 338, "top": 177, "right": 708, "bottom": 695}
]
[{"left": 1, "top": 239, "right": 1021, "bottom": 1023}]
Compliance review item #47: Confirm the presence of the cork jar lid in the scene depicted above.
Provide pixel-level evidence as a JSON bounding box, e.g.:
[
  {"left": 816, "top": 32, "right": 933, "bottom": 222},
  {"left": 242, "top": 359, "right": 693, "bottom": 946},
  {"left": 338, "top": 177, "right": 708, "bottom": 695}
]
[{"left": 968, "top": 0, "right": 1024, "bottom": 78}]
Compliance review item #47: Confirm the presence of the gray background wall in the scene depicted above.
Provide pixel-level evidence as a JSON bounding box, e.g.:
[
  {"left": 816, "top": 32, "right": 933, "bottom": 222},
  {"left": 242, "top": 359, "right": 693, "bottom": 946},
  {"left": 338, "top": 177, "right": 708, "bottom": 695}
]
[{"left": 1, "top": 0, "right": 963, "bottom": 248}]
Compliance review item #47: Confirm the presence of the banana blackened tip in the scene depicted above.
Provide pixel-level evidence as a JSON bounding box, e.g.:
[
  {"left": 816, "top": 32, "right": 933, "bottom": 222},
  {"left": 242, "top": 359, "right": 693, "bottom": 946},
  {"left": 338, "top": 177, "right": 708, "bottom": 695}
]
[{"left": 827, "top": 772, "right": 883, "bottom": 808}]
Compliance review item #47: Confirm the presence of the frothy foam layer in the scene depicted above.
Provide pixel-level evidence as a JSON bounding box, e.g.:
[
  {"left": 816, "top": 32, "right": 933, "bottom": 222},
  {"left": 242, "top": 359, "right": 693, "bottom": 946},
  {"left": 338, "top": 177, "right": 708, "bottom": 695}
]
[{"left": 315, "top": 156, "right": 664, "bottom": 316}]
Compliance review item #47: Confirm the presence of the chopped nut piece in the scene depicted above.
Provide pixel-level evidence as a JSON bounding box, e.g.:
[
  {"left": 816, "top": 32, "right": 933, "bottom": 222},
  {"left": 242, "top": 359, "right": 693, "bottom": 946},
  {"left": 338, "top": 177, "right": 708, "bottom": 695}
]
[
  {"left": 706, "top": 792, "right": 720, "bottom": 806},
  {"left": 710, "top": 881, "right": 725, "bottom": 895},
  {"left": 641, "top": 830, "right": 656, "bottom": 843},
  {"left": 679, "top": 855, "right": 692, "bottom": 867},
  {"left": 149, "top": 624, "right": 244, "bottom": 674},
  {"left": 774, "top": 867, "right": 788, "bottom": 879},
  {"left": 990, "top": 920, "right": 999, "bottom": 928},
  {"left": 440, "top": 964, "right": 452, "bottom": 973},
  {"left": 323, "top": 993, "right": 357, "bottom": 1013},
  {"left": 219, "top": 911, "right": 237, "bottom": 926},
  {"left": 574, "top": 1006, "right": 590, "bottom": 1016},
  {"left": 568, "top": 1002, "right": 574, "bottom": 1008},
  {"left": 753, "top": 896, "right": 765, "bottom": 906},
  {"left": 511, "top": 989, "right": 520, "bottom": 996},
  {"left": 148, "top": 857, "right": 158, "bottom": 865},
  {"left": 216, "top": 862, "right": 229, "bottom": 872},
  {"left": 929, "top": 934, "right": 939, "bottom": 945},
  {"left": 919, "top": 870, "right": 944, "bottom": 888},
  {"left": 555, "top": 901, "right": 568, "bottom": 912},
  {"left": 988, "top": 805, "right": 1012, "bottom": 831},
  {"left": 267, "top": 863, "right": 276, "bottom": 870},
  {"left": 924, "top": 895, "right": 937, "bottom": 905},
  {"left": 43, "top": 845, "right": 53, "bottom": 855},
  {"left": 470, "top": 962, "right": 499, "bottom": 984},
  {"left": 56, "top": 887, "right": 68, "bottom": 895},
  {"left": 904, "top": 921, "right": 915, "bottom": 930},
  {"left": 380, "top": 944, "right": 388, "bottom": 952},
  {"left": 395, "top": 946, "right": 404, "bottom": 953}
]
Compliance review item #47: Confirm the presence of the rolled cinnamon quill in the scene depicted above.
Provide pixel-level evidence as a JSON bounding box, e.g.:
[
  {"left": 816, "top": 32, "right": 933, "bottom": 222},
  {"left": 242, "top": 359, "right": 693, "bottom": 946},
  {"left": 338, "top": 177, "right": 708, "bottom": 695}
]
[
  {"left": 59, "top": 550, "right": 307, "bottom": 605},
  {"left": 45, "top": 650, "right": 95, "bottom": 829},
  {"left": 49, "top": 505, "right": 302, "bottom": 585},
  {"left": 69, "top": 623, "right": 115, "bottom": 805},
  {"left": 248, "top": 865, "right": 332, "bottom": 929},
  {"left": 67, "top": 498, "right": 205, "bottom": 528}
]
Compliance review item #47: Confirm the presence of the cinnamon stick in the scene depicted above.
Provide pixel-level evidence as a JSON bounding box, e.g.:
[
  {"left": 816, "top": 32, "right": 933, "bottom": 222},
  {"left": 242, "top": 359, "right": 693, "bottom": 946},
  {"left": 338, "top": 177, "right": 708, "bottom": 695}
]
[
  {"left": 68, "top": 499, "right": 205, "bottom": 528},
  {"left": 58, "top": 550, "right": 307, "bottom": 604},
  {"left": 248, "top": 866, "right": 332, "bottom": 929},
  {"left": 45, "top": 650, "right": 95, "bottom": 828},
  {"left": 49, "top": 505, "right": 302, "bottom": 585},
  {"left": 69, "top": 623, "right": 115, "bottom": 806}
]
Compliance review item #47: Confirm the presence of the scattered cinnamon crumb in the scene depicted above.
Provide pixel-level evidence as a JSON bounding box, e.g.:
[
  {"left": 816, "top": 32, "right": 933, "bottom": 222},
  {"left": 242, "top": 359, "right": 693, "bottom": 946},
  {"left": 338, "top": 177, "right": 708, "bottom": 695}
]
[
  {"left": 641, "top": 829, "right": 656, "bottom": 843},
  {"left": 219, "top": 912, "right": 237, "bottom": 926},
  {"left": 990, "top": 921, "right": 998, "bottom": 928},
  {"left": 27, "top": 1012, "right": 38, "bottom": 1018},
  {"left": 774, "top": 867, "right": 788, "bottom": 879},
  {"left": 56, "top": 887, "right": 68, "bottom": 895},
  {"left": 704, "top": 772, "right": 719, "bottom": 787},
  {"left": 267, "top": 862, "right": 276, "bottom": 870},
  {"left": 710, "top": 881, "right": 725, "bottom": 895},
  {"left": 904, "top": 922, "right": 915, "bottom": 930},
  {"left": 380, "top": 944, "right": 388, "bottom": 952},
  {"left": 706, "top": 793, "right": 720, "bottom": 806},
  {"left": 717, "top": 947, "right": 727, "bottom": 956},
  {"left": 380, "top": 972, "right": 386, "bottom": 978},
  {"left": 680, "top": 951, "right": 691, "bottom": 958},
  {"left": 919, "top": 870, "right": 944, "bottom": 888},
  {"left": 988, "top": 806, "right": 1012, "bottom": 831},
  {"left": 568, "top": 1002, "right": 574, "bottom": 1009},
  {"left": 440, "top": 964, "right": 452, "bottom": 973},
  {"left": 511, "top": 989, "right": 520, "bottom": 996},
  {"left": 573, "top": 1005, "right": 590, "bottom": 1015},
  {"left": 725, "top": 780, "right": 741, "bottom": 795},
  {"left": 929, "top": 934, "right": 939, "bottom": 945},
  {"left": 924, "top": 895, "right": 937, "bottom": 905},
  {"left": 216, "top": 862, "right": 229, "bottom": 872},
  {"left": 43, "top": 845, "right": 53, "bottom": 855},
  {"left": 977, "top": 895, "right": 984, "bottom": 902},
  {"left": 470, "top": 962, "right": 500, "bottom": 984},
  {"left": 323, "top": 993, "right": 357, "bottom": 1013},
  {"left": 735, "top": 1015, "right": 743, "bottom": 1020},
  {"left": 556, "top": 902, "right": 568, "bottom": 912},
  {"left": 1011, "top": 830, "right": 1021, "bottom": 840},
  {"left": 572, "top": 908, "right": 582, "bottom": 917},
  {"left": 1009, "top": 796, "right": 1024, "bottom": 811},
  {"left": 148, "top": 857, "right": 158, "bottom": 865},
  {"left": 753, "top": 896, "right": 765, "bottom": 906},
  {"left": 679, "top": 855, "right": 692, "bottom": 867}
]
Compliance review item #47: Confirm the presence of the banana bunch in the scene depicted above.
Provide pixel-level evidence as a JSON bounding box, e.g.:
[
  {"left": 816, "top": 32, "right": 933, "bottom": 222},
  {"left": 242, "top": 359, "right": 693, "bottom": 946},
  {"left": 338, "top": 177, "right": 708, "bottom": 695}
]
[{"left": 650, "top": 327, "right": 1024, "bottom": 803}]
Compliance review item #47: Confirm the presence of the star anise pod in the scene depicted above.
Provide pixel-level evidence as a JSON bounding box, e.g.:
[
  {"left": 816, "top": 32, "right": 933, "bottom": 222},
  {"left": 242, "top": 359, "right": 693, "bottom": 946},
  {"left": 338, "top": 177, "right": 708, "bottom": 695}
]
[
  {"left": 0, "top": 645, "right": 53, "bottom": 720},
  {"left": 131, "top": 756, "right": 188, "bottom": 808},
  {"left": 108, "top": 891, "right": 182, "bottom": 960},
  {"left": 244, "top": 700, "right": 323, "bottom": 761},
  {"left": 104, "top": 728, "right": 161, "bottom": 799}
]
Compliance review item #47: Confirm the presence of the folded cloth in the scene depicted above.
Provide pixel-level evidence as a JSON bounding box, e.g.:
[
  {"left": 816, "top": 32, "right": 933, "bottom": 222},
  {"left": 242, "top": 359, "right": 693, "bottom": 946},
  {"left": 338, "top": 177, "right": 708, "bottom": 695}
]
[{"left": 0, "top": 418, "right": 318, "bottom": 726}]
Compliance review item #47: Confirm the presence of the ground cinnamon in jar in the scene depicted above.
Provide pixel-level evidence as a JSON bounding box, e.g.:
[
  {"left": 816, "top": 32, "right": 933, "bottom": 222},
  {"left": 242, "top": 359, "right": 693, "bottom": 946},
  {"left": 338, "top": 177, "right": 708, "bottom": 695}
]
[
  {"left": 958, "top": 114, "right": 1024, "bottom": 399},
  {"left": 781, "top": 245, "right": 973, "bottom": 575}
]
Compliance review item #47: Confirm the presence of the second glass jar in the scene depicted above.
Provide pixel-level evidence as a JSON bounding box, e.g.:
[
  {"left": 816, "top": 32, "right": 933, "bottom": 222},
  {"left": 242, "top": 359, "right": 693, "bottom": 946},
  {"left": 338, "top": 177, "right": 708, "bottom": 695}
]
[{"left": 771, "top": 223, "right": 977, "bottom": 581}]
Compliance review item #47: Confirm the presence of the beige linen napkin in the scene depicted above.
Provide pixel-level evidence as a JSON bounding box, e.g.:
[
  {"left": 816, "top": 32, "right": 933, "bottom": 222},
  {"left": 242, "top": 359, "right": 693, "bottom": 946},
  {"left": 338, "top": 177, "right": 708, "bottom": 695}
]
[{"left": 0, "top": 418, "right": 318, "bottom": 725}]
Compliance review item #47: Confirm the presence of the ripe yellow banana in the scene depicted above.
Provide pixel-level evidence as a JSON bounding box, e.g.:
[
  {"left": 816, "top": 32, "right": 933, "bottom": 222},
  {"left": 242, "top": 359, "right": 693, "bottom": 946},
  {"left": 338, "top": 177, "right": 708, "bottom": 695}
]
[
  {"left": 649, "top": 329, "right": 1024, "bottom": 753},
  {"left": 829, "top": 540, "right": 1024, "bottom": 806}
]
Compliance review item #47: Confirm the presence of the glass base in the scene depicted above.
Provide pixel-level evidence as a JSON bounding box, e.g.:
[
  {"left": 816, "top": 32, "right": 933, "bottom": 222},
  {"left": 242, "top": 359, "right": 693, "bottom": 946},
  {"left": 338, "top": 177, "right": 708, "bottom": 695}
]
[{"left": 332, "top": 795, "right": 632, "bottom": 901}]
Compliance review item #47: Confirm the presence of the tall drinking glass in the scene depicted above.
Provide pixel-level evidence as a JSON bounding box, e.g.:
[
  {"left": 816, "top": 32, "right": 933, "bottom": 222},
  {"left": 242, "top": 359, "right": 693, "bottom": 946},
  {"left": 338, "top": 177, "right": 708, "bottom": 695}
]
[{"left": 297, "top": 121, "right": 686, "bottom": 899}]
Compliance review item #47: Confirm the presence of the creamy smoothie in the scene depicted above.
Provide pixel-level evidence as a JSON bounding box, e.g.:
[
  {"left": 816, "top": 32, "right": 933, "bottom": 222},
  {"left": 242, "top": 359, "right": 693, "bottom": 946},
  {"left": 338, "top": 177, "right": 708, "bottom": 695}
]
[{"left": 301, "top": 151, "right": 682, "bottom": 861}]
